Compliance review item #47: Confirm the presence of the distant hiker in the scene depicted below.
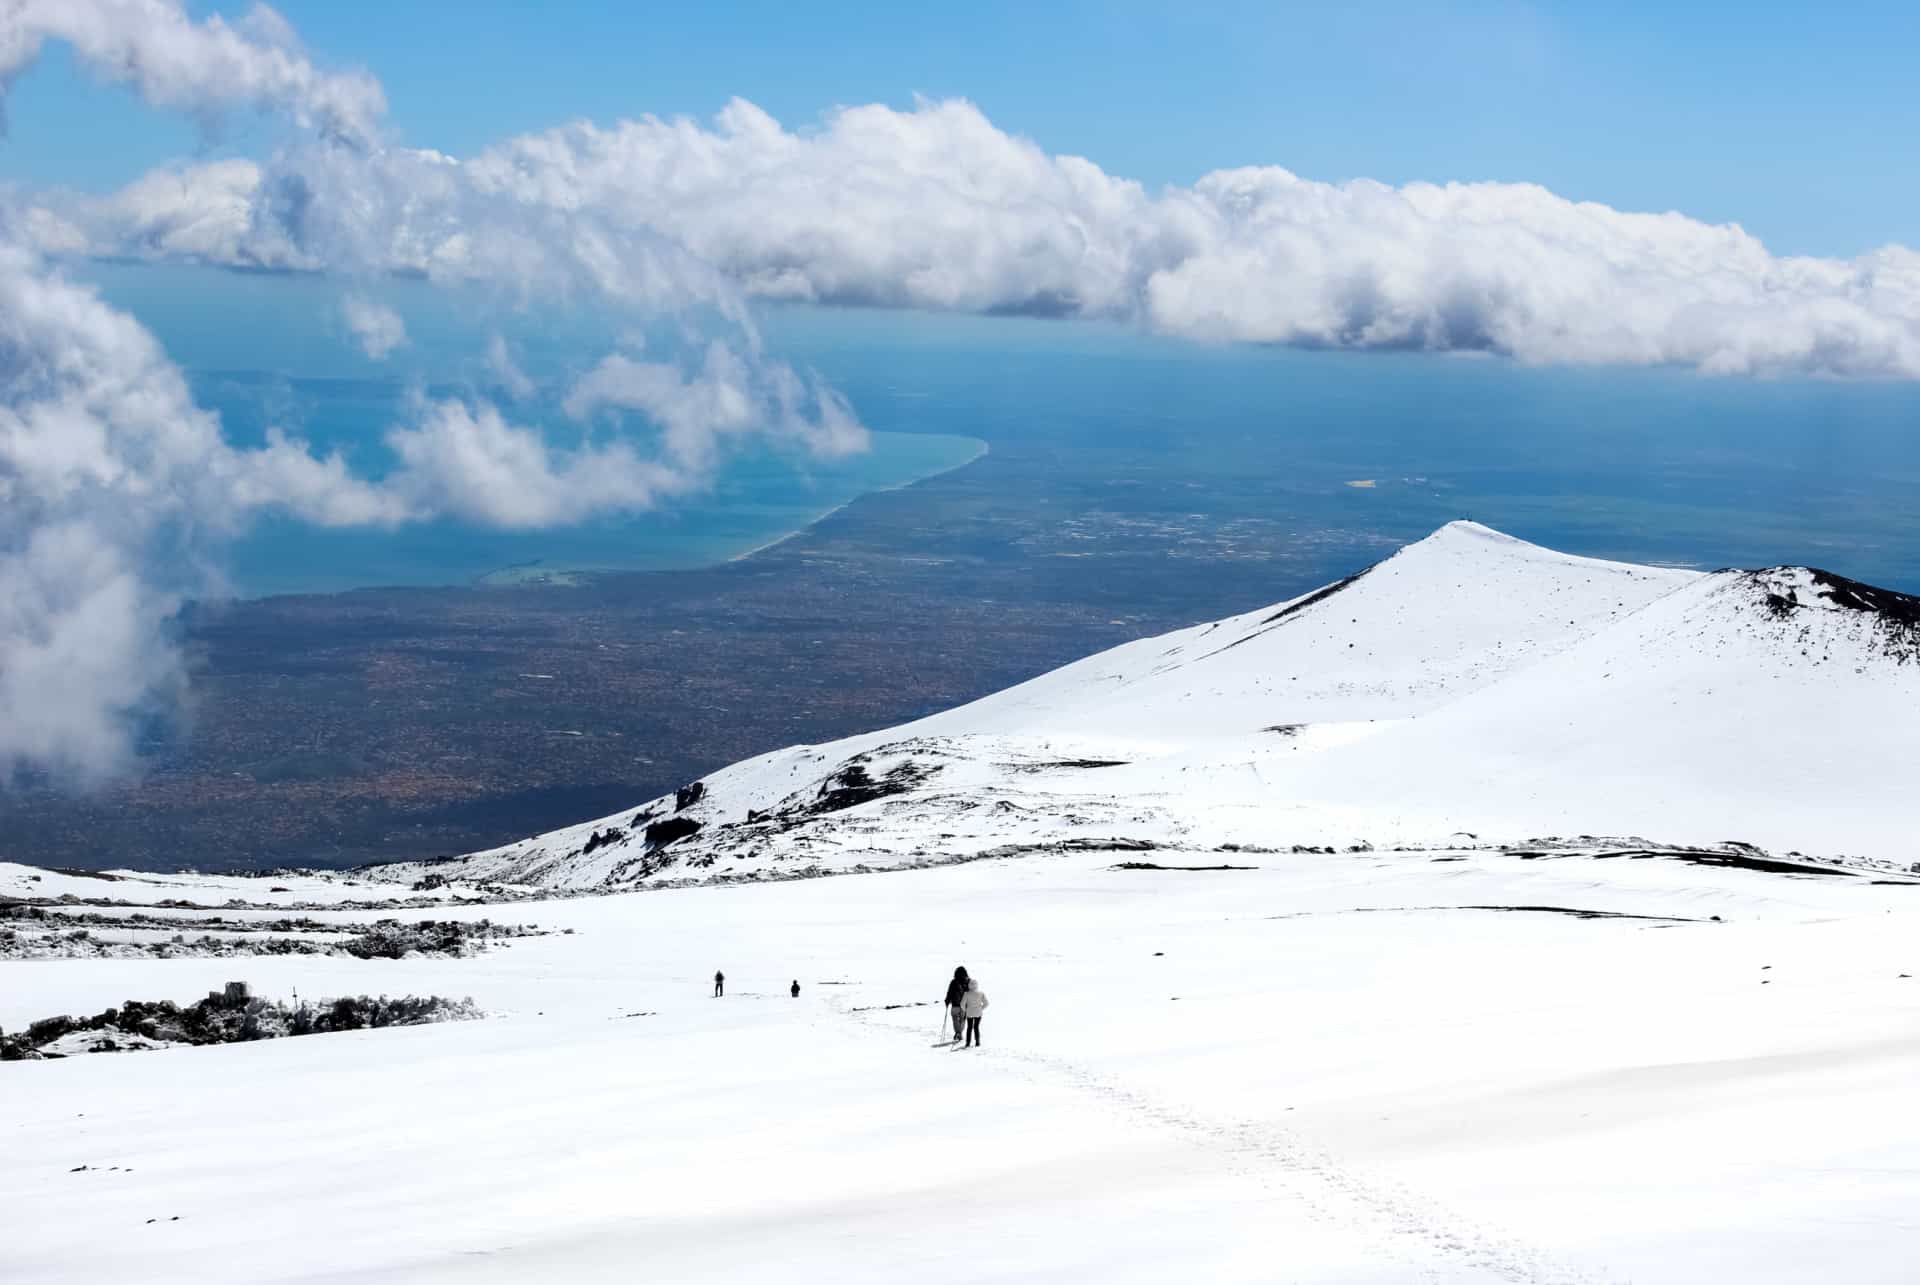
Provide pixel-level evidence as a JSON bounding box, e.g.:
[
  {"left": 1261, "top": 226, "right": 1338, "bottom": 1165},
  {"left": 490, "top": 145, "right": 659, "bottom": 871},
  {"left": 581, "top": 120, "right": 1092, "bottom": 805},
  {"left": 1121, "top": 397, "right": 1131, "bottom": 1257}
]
[
  {"left": 960, "top": 978, "right": 989, "bottom": 1049},
  {"left": 942, "top": 965, "right": 971, "bottom": 1043},
  {"left": 790, "top": 980, "right": 801, "bottom": 998},
  {"left": 713, "top": 971, "right": 725, "bottom": 998}
]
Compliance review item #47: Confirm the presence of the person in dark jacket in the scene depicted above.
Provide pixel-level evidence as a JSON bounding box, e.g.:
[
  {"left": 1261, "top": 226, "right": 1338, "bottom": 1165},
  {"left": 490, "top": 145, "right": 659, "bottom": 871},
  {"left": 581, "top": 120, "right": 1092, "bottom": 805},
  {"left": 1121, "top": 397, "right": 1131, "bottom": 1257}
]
[
  {"left": 713, "top": 970, "right": 725, "bottom": 998},
  {"left": 941, "top": 966, "right": 971, "bottom": 1043},
  {"left": 790, "top": 980, "right": 801, "bottom": 998}
]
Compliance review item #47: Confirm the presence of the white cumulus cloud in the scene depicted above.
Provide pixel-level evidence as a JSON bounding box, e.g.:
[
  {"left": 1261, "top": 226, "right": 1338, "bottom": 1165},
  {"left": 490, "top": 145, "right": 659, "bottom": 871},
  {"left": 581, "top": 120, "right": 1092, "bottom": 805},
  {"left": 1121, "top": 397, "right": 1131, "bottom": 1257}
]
[
  {"left": 0, "top": 246, "right": 404, "bottom": 783},
  {"left": 31, "top": 94, "right": 1920, "bottom": 378},
  {"left": 458, "top": 98, "right": 1920, "bottom": 377},
  {"left": 383, "top": 397, "right": 689, "bottom": 530}
]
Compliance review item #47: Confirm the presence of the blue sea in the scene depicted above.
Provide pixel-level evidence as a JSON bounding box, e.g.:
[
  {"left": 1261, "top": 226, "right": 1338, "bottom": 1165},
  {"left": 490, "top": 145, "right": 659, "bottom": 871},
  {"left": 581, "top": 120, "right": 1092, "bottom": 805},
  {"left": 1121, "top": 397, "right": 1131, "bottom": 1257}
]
[
  {"left": 86, "top": 264, "right": 986, "bottom": 597},
  {"left": 86, "top": 263, "right": 1920, "bottom": 597},
  {"left": 195, "top": 369, "right": 984, "bottom": 597},
  {"left": 768, "top": 308, "right": 1920, "bottom": 591}
]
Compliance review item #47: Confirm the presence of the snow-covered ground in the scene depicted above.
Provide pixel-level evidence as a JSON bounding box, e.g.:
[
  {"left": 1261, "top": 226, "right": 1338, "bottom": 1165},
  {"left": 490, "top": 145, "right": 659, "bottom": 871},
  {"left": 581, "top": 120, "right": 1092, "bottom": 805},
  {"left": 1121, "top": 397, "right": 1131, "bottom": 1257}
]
[
  {"left": 6, "top": 846, "right": 1920, "bottom": 1282},
  {"left": 0, "top": 864, "right": 511, "bottom": 909},
  {"left": 7, "top": 522, "right": 1920, "bottom": 1281}
]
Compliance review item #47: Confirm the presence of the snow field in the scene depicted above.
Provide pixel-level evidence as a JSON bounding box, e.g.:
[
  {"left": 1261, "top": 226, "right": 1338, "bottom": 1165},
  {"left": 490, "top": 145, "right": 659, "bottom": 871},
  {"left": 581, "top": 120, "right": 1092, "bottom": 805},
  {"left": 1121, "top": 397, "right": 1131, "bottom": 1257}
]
[
  {"left": 10, "top": 520, "right": 1919, "bottom": 1279},
  {"left": 0, "top": 864, "right": 497, "bottom": 908},
  {"left": 7, "top": 846, "right": 1920, "bottom": 1282}
]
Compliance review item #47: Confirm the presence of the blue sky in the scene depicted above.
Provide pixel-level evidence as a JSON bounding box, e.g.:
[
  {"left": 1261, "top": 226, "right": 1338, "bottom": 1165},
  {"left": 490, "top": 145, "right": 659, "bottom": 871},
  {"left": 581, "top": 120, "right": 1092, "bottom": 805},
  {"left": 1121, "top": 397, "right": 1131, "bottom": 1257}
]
[{"left": 5, "top": 0, "right": 1917, "bottom": 259}]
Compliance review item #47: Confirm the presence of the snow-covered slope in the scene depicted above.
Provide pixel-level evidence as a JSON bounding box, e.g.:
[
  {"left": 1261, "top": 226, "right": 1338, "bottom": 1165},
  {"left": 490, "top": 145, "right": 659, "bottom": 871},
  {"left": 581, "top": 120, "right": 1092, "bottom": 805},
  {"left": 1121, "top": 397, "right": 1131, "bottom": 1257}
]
[
  {"left": 375, "top": 522, "right": 1918, "bottom": 891},
  {"left": 909, "top": 520, "right": 1697, "bottom": 747},
  {"left": 11, "top": 523, "right": 1920, "bottom": 1284},
  {"left": 1222, "top": 564, "right": 1920, "bottom": 857},
  {"left": 8, "top": 845, "right": 1920, "bottom": 1283}
]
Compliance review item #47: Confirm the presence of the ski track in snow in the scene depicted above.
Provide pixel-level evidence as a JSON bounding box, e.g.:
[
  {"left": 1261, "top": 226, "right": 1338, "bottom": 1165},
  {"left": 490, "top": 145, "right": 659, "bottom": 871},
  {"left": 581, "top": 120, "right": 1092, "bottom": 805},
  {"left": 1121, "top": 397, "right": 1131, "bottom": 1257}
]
[{"left": 840, "top": 999, "right": 1610, "bottom": 1285}]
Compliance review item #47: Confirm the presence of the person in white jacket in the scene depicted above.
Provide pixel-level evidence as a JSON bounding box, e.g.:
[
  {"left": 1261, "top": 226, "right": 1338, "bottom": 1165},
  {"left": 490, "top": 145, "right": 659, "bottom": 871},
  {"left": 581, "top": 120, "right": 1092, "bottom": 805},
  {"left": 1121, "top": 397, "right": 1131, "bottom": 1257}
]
[{"left": 959, "top": 978, "right": 989, "bottom": 1049}]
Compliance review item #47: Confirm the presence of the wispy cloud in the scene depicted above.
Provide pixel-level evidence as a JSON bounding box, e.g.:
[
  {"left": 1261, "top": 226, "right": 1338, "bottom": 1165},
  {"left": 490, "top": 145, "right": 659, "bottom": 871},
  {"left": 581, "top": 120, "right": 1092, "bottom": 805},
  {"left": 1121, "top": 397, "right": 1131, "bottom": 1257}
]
[
  {"left": 0, "top": 0, "right": 385, "bottom": 144},
  {"left": 484, "top": 333, "right": 536, "bottom": 401},
  {"left": 563, "top": 343, "right": 867, "bottom": 473},
  {"left": 340, "top": 293, "right": 407, "bottom": 359}
]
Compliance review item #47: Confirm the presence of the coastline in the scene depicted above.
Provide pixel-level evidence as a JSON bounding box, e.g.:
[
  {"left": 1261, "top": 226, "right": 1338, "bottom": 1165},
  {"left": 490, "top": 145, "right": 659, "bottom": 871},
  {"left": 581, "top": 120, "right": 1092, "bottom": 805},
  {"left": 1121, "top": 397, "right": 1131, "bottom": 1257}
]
[
  {"left": 232, "top": 433, "right": 991, "bottom": 600},
  {"left": 724, "top": 437, "right": 990, "bottom": 565}
]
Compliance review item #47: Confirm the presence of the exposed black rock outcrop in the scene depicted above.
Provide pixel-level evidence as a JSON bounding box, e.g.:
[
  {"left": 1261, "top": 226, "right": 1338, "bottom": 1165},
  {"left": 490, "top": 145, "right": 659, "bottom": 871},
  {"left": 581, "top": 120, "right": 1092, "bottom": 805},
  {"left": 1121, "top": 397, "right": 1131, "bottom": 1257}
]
[
  {"left": 644, "top": 816, "right": 704, "bottom": 849},
  {"left": 1752, "top": 567, "right": 1920, "bottom": 662},
  {"left": 579, "top": 827, "right": 625, "bottom": 857},
  {"left": 805, "top": 761, "right": 936, "bottom": 816}
]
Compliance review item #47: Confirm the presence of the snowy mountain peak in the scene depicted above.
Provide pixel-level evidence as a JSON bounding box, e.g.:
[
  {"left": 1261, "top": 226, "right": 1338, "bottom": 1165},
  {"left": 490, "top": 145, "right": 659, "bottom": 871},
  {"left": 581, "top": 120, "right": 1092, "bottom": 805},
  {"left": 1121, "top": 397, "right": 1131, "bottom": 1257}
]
[
  {"left": 1420, "top": 518, "right": 1529, "bottom": 546},
  {"left": 374, "top": 525, "right": 1919, "bottom": 891},
  {"left": 1387, "top": 518, "right": 1661, "bottom": 576},
  {"left": 895, "top": 520, "right": 1697, "bottom": 749}
]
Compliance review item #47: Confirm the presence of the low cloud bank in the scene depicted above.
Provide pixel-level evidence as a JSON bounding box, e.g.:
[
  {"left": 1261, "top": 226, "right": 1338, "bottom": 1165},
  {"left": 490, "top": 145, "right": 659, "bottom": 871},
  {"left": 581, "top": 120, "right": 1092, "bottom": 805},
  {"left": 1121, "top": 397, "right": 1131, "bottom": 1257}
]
[{"left": 23, "top": 95, "right": 1920, "bottom": 378}]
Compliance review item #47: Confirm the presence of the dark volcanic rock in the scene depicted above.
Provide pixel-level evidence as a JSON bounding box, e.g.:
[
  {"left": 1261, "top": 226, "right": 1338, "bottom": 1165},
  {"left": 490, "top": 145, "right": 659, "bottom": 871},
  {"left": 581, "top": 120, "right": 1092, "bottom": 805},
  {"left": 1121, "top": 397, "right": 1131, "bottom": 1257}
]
[
  {"left": 579, "top": 827, "right": 625, "bottom": 857},
  {"left": 1806, "top": 569, "right": 1920, "bottom": 629},
  {"left": 1754, "top": 567, "right": 1920, "bottom": 661},
  {"left": 644, "top": 816, "right": 704, "bottom": 848},
  {"left": 806, "top": 761, "right": 934, "bottom": 815}
]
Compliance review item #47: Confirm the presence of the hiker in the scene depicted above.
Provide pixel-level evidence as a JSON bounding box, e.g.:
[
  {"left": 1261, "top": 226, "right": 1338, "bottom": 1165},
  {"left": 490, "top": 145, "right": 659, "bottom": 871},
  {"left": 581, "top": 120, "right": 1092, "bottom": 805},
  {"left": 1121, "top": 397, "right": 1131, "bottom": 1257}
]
[
  {"left": 960, "top": 977, "right": 989, "bottom": 1048},
  {"left": 790, "top": 980, "right": 801, "bottom": 998},
  {"left": 942, "top": 965, "right": 970, "bottom": 1043},
  {"left": 713, "top": 970, "right": 725, "bottom": 998}
]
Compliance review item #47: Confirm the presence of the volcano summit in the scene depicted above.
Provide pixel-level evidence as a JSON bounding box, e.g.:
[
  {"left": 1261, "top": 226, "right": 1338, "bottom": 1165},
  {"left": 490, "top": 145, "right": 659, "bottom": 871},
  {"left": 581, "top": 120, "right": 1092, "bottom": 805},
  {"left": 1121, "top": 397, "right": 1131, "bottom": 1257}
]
[{"left": 389, "top": 522, "right": 1920, "bottom": 891}]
